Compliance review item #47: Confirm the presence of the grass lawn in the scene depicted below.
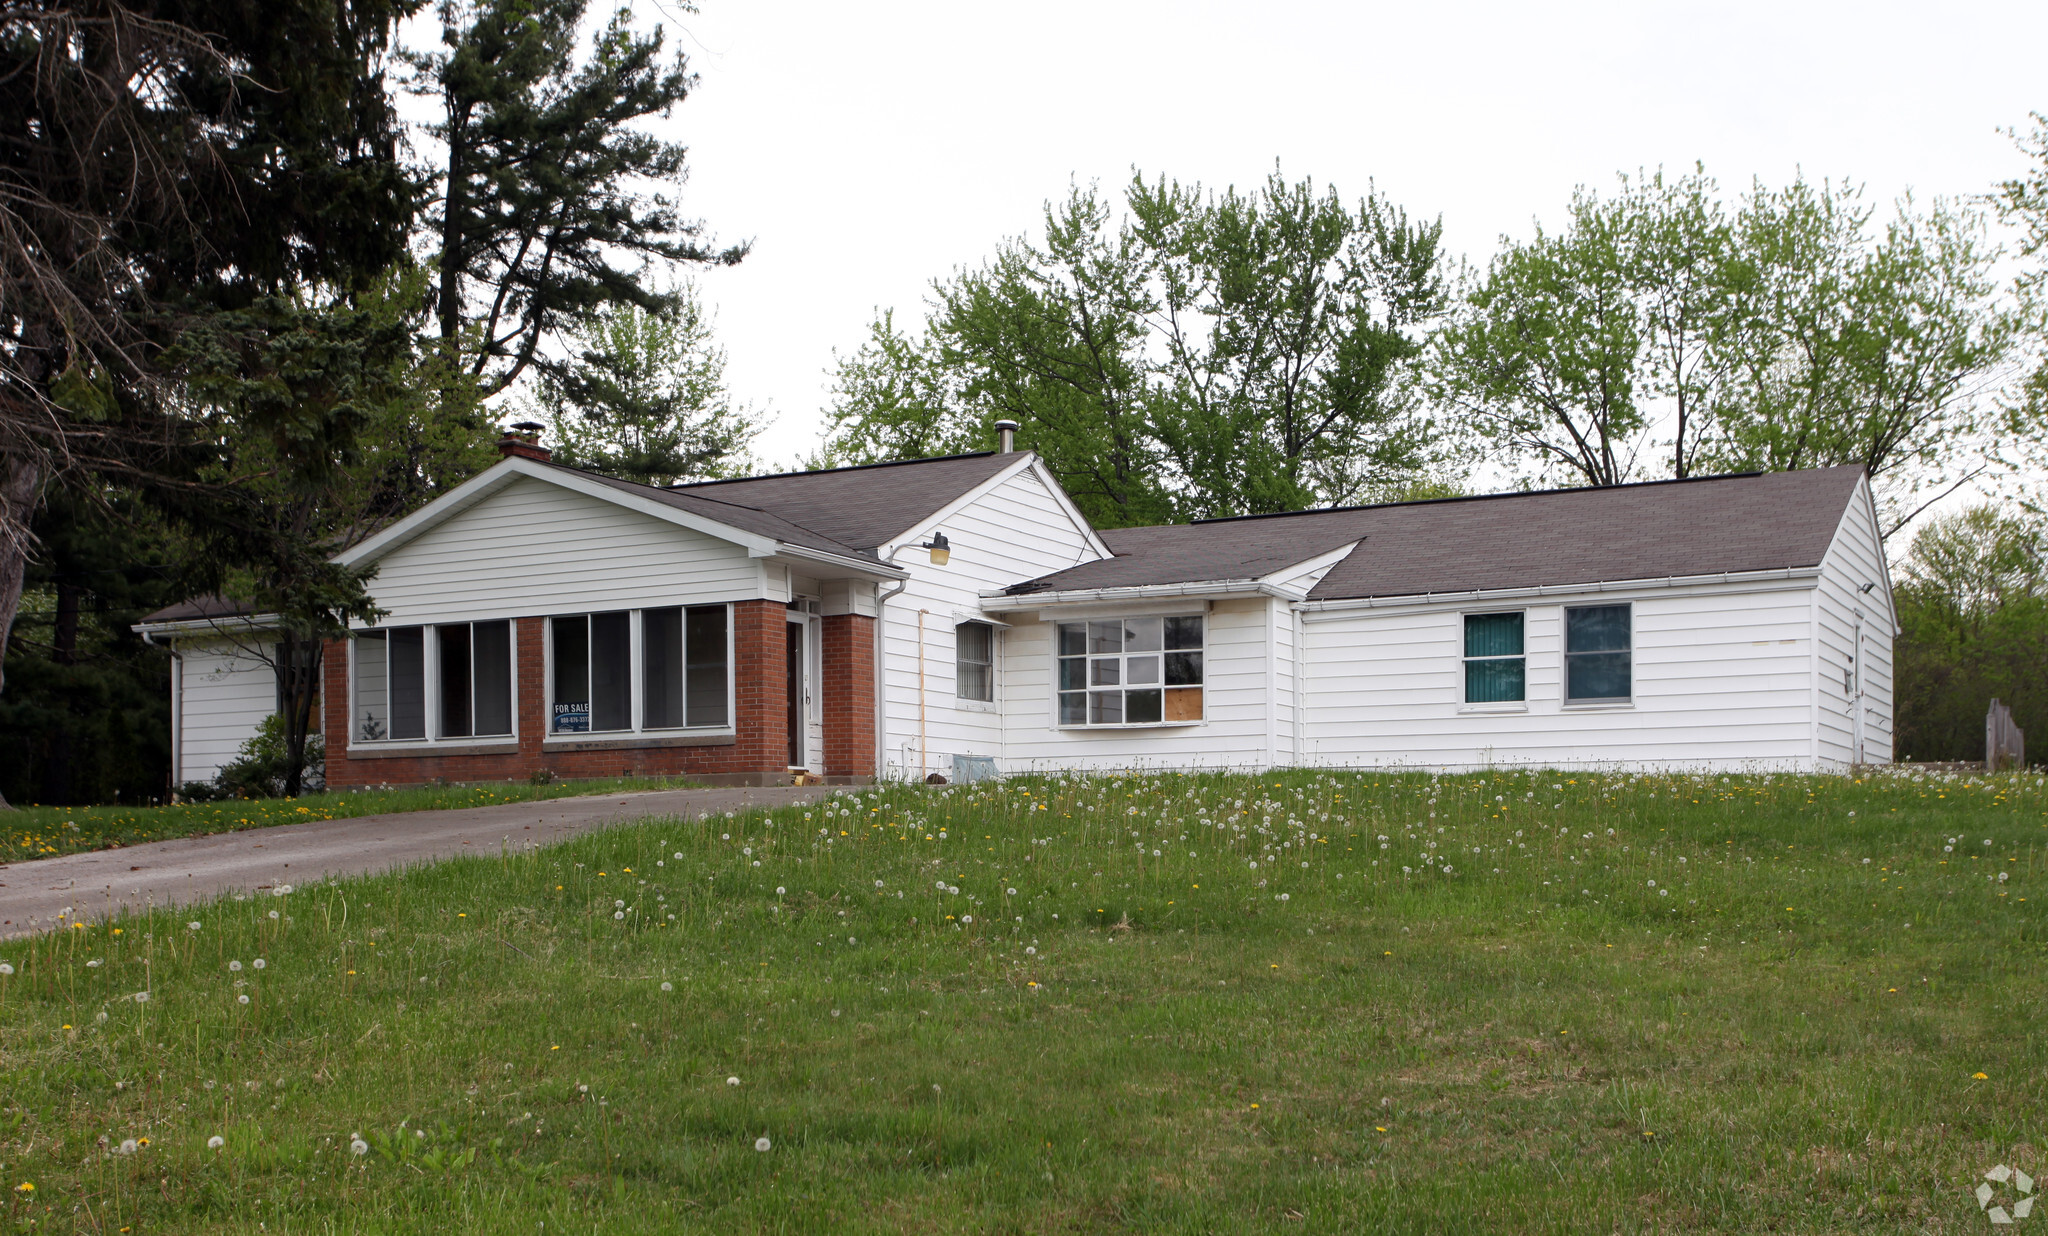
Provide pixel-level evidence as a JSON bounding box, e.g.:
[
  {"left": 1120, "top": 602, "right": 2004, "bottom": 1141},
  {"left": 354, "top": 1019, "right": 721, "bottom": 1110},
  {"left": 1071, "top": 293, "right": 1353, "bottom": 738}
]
[
  {"left": 0, "top": 777, "right": 706, "bottom": 865},
  {"left": 1, "top": 767, "right": 2044, "bottom": 1233}
]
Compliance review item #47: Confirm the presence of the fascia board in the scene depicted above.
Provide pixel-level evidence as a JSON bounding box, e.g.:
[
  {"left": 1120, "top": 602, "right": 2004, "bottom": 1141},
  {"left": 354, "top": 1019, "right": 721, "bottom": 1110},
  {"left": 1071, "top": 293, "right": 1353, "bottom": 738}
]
[
  {"left": 132, "top": 614, "right": 282, "bottom": 638},
  {"left": 772, "top": 543, "right": 908, "bottom": 579},
  {"left": 979, "top": 579, "right": 1274, "bottom": 610},
  {"left": 1294, "top": 566, "right": 1824, "bottom": 617},
  {"left": 335, "top": 456, "right": 785, "bottom": 569}
]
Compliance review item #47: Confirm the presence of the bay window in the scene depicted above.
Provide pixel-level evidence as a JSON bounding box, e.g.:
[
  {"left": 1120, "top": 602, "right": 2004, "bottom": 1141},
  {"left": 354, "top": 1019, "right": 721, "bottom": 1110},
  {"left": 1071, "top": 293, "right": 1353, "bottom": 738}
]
[{"left": 1057, "top": 615, "right": 1203, "bottom": 726}]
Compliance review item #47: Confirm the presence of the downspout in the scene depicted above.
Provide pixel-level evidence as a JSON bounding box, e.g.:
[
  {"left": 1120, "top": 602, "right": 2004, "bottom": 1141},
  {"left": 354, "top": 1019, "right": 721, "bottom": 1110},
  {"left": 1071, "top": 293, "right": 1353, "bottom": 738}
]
[{"left": 874, "top": 570, "right": 910, "bottom": 782}]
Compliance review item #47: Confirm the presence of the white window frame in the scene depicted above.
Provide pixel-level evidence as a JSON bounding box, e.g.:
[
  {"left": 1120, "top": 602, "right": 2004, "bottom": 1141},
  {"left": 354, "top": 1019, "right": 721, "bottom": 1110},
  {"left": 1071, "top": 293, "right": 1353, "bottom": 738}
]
[
  {"left": 955, "top": 620, "right": 998, "bottom": 711},
  {"left": 1458, "top": 608, "right": 1528, "bottom": 713},
  {"left": 544, "top": 604, "right": 737, "bottom": 743},
  {"left": 349, "top": 622, "right": 519, "bottom": 748},
  {"left": 1562, "top": 601, "right": 1635, "bottom": 707},
  {"left": 1053, "top": 613, "right": 1206, "bottom": 729}
]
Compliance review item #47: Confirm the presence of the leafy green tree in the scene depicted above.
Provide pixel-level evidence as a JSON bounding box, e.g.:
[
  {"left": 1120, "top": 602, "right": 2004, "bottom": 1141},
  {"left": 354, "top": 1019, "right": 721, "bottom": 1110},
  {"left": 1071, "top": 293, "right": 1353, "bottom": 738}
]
[
  {"left": 539, "top": 288, "right": 763, "bottom": 485},
  {"left": 822, "top": 168, "right": 1449, "bottom": 525},
  {"left": 1995, "top": 112, "right": 2048, "bottom": 463},
  {"left": 1433, "top": 169, "right": 2014, "bottom": 519},
  {"left": 410, "top": 0, "right": 745, "bottom": 400},
  {"left": 1893, "top": 505, "right": 2048, "bottom": 761}
]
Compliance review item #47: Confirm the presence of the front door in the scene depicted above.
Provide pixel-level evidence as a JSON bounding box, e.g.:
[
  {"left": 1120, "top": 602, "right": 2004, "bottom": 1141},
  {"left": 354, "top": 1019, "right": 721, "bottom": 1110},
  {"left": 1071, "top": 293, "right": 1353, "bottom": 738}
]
[{"left": 786, "top": 619, "right": 805, "bottom": 768}]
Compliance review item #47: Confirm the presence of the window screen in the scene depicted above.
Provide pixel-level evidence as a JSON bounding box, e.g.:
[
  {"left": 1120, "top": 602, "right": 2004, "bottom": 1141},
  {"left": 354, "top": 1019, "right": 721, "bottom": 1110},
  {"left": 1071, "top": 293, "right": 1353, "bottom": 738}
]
[
  {"left": 438, "top": 621, "right": 512, "bottom": 738},
  {"left": 684, "top": 605, "right": 728, "bottom": 727},
  {"left": 956, "top": 622, "right": 994, "bottom": 702},
  {"left": 1463, "top": 612, "right": 1525, "bottom": 703},
  {"left": 356, "top": 627, "right": 425, "bottom": 740},
  {"left": 1565, "top": 604, "right": 1632, "bottom": 701},
  {"left": 1057, "top": 615, "right": 1202, "bottom": 725},
  {"left": 552, "top": 612, "right": 632, "bottom": 733}
]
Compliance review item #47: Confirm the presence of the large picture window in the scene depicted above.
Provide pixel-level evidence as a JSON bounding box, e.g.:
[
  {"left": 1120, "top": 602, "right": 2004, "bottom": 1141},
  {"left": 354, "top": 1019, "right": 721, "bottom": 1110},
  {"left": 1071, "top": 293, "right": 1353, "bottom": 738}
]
[
  {"left": 438, "top": 621, "right": 513, "bottom": 738},
  {"left": 1565, "top": 603, "right": 1633, "bottom": 702},
  {"left": 955, "top": 621, "right": 994, "bottom": 702},
  {"left": 642, "top": 605, "right": 730, "bottom": 729},
  {"left": 355, "top": 627, "right": 425, "bottom": 741},
  {"left": 1463, "top": 612, "right": 1525, "bottom": 703},
  {"left": 1057, "top": 615, "right": 1203, "bottom": 726}
]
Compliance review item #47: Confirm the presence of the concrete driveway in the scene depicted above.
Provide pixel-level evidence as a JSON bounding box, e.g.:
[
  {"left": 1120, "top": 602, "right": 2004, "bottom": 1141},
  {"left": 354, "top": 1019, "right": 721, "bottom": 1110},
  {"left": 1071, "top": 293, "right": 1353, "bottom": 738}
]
[{"left": 0, "top": 785, "right": 835, "bottom": 938}]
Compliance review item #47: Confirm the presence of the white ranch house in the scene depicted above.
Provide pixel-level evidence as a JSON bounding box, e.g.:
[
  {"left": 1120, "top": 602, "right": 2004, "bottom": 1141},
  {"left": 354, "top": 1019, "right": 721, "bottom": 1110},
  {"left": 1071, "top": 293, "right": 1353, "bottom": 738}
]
[{"left": 139, "top": 430, "right": 1896, "bottom": 787}]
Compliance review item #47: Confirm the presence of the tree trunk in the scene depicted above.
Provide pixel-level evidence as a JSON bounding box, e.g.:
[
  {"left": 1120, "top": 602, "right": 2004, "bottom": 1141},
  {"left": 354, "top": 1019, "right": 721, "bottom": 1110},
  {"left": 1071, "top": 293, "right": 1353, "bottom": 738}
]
[
  {"left": 279, "top": 633, "right": 322, "bottom": 798},
  {"left": 0, "top": 455, "right": 41, "bottom": 809}
]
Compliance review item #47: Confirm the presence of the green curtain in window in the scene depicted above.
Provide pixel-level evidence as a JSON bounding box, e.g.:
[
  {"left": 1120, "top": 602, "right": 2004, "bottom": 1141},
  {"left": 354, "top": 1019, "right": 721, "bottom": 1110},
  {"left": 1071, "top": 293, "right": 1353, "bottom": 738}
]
[{"left": 1464, "top": 612, "right": 1523, "bottom": 657}]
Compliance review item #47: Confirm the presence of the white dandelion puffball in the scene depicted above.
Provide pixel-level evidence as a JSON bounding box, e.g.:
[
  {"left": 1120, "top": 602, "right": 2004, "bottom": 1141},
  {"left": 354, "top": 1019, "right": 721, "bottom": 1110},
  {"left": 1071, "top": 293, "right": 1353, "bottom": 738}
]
[
  {"left": 615, "top": 899, "right": 626, "bottom": 909},
  {"left": 207, "top": 1136, "right": 225, "bottom": 1150},
  {"left": 727, "top": 1076, "right": 741, "bottom": 1087},
  {"left": 935, "top": 880, "right": 947, "bottom": 890},
  {"left": 228, "top": 960, "right": 243, "bottom": 972},
  {"left": 848, "top": 936, "right": 857, "bottom": 945},
  {"left": 675, "top": 852, "right": 684, "bottom": 860},
  {"left": 238, "top": 994, "right": 251, "bottom": 1004},
  {"left": 134, "top": 991, "right": 150, "bottom": 1003},
  {"left": 660, "top": 981, "right": 673, "bottom": 992},
  {"left": 874, "top": 880, "right": 885, "bottom": 888},
  {"left": 351, "top": 1138, "right": 369, "bottom": 1156},
  {"left": 1006, "top": 888, "right": 1017, "bottom": 896},
  {"left": 276, "top": 884, "right": 293, "bottom": 895},
  {"left": 751, "top": 860, "right": 762, "bottom": 867},
  {"left": 268, "top": 910, "right": 280, "bottom": 920},
  {"left": 0, "top": 963, "right": 13, "bottom": 976},
  {"left": 776, "top": 887, "right": 786, "bottom": 896},
  {"left": 755, "top": 1137, "right": 772, "bottom": 1152},
  {"left": 117, "top": 1139, "right": 139, "bottom": 1155},
  {"left": 1646, "top": 880, "right": 1656, "bottom": 888},
  {"left": 187, "top": 922, "right": 202, "bottom": 932},
  {"left": 252, "top": 959, "right": 266, "bottom": 970},
  {"left": 961, "top": 915, "right": 972, "bottom": 924}
]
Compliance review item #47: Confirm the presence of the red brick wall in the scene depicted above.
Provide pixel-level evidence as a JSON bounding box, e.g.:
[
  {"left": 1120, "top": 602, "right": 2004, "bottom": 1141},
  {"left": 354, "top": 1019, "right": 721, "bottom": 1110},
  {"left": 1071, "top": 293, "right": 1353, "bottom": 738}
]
[
  {"left": 821, "top": 613, "right": 876, "bottom": 777},
  {"left": 324, "top": 600, "right": 806, "bottom": 788}
]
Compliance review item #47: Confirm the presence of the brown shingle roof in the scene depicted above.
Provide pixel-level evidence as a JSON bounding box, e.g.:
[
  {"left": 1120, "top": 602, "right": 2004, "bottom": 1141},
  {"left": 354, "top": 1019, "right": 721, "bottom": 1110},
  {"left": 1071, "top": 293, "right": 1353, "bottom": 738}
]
[
  {"left": 138, "top": 594, "right": 261, "bottom": 625},
  {"left": 664, "top": 453, "right": 1019, "bottom": 551},
  {"left": 1006, "top": 467, "right": 1866, "bottom": 600}
]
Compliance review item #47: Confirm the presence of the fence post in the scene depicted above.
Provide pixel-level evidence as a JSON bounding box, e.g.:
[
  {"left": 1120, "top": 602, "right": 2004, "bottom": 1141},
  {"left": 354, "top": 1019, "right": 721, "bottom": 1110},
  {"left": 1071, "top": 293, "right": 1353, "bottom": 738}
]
[{"left": 1987, "top": 699, "right": 2025, "bottom": 773}]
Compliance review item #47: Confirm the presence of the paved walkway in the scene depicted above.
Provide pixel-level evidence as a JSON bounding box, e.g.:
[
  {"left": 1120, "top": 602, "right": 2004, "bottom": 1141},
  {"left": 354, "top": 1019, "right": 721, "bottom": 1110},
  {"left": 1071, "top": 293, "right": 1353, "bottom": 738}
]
[{"left": 0, "top": 785, "right": 834, "bottom": 938}]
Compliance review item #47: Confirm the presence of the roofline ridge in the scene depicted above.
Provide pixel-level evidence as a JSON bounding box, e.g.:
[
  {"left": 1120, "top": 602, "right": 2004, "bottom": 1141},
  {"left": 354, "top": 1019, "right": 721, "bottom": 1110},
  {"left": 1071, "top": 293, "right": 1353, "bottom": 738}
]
[
  {"left": 1172, "top": 467, "right": 1850, "bottom": 528},
  {"left": 662, "top": 451, "right": 1001, "bottom": 490}
]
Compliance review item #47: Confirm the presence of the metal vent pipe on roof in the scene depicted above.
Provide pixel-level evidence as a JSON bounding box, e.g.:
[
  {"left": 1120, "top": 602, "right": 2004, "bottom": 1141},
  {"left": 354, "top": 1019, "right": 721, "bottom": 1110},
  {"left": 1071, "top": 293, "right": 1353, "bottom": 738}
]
[{"left": 994, "top": 419, "right": 1018, "bottom": 453}]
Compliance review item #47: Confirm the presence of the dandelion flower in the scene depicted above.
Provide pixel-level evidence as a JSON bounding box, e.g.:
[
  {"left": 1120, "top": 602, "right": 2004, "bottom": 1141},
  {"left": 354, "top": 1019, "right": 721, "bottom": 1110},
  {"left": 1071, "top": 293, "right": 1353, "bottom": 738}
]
[
  {"left": 1025, "top": 946, "right": 1037, "bottom": 956},
  {"left": 238, "top": 994, "right": 250, "bottom": 1004},
  {"left": 229, "top": 960, "right": 243, "bottom": 972},
  {"left": 660, "top": 981, "right": 673, "bottom": 992},
  {"left": 187, "top": 922, "right": 202, "bottom": 932},
  {"left": 1006, "top": 888, "right": 1016, "bottom": 896},
  {"left": 961, "top": 915, "right": 972, "bottom": 924},
  {"left": 207, "top": 1135, "right": 225, "bottom": 1150},
  {"left": 613, "top": 911, "right": 625, "bottom": 920},
  {"left": 116, "top": 1139, "right": 139, "bottom": 1155},
  {"left": 1974, "top": 1072, "right": 1989, "bottom": 1080},
  {"left": 252, "top": 959, "right": 266, "bottom": 970},
  {"left": 13, "top": 1183, "right": 32, "bottom": 1194},
  {"left": 727, "top": 1076, "right": 741, "bottom": 1087},
  {"left": 0, "top": 963, "right": 12, "bottom": 976},
  {"left": 776, "top": 887, "right": 786, "bottom": 896},
  {"left": 134, "top": 991, "right": 150, "bottom": 1003},
  {"left": 755, "top": 1136, "right": 772, "bottom": 1152},
  {"left": 351, "top": 1138, "right": 369, "bottom": 1156}
]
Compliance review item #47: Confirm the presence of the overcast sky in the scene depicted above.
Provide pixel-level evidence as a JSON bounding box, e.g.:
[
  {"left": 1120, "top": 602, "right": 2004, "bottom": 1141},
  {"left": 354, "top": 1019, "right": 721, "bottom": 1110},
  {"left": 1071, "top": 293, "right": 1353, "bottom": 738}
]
[{"left": 624, "top": 0, "right": 2047, "bottom": 469}]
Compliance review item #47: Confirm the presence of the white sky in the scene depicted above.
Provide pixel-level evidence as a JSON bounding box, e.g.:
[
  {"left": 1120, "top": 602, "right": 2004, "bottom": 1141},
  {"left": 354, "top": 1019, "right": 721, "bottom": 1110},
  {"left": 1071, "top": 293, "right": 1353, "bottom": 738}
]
[{"left": 632, "top": 0, "right": 2047, "bottom": 470}]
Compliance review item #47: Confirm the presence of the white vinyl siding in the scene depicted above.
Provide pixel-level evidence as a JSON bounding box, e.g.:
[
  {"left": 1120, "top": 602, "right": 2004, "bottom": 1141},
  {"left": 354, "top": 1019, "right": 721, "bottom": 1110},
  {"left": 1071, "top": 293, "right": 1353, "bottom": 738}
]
[
  {"left": 361, "top": 475, "right": 760, "bottom": 627},
  {"left": 1298, "top": 583, "right": 1820, "bottom": 772},
  {"left": 1813, "top": 476, "right": 1895, "bottom": 767},
  {"left": 175, "top": 640, "right": 281, "bottom": 785},
  {"left": 877, "top": 460, "right": 1105, "bottom": 780}
]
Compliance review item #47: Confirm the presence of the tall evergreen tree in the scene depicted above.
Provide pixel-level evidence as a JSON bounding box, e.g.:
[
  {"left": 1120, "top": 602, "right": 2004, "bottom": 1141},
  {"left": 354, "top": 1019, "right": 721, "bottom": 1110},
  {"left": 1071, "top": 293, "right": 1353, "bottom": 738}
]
[
  {"left": 0, "top": 0, "right": 421, "bottom": 807},
  {"left": 411, "top": 0, "right": 746, "bottom": 400}
]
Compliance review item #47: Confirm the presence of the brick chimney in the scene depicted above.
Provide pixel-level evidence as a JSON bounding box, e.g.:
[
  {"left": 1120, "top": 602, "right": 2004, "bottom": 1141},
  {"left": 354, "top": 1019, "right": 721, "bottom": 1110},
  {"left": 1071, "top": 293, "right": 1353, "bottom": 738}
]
[{"left": 497, "top": 421, "right": 552, "bottom": 463}]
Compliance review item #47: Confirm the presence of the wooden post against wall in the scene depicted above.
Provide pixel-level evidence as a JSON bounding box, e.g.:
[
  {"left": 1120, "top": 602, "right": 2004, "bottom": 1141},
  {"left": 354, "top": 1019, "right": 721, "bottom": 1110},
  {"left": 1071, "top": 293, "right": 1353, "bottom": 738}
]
[{"left": 1987, "top": 699, "right": 2025, "bottom": 773}]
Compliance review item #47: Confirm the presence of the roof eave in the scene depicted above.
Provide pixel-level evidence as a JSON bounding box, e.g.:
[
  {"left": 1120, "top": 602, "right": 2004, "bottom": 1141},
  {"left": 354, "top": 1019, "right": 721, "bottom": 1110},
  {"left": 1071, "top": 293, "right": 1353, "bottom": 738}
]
[
  {"left": 980, "top": 579, "right": 1283, "bottom": 610},
  {"left": 1296, "top": 565, "right": 1825, "bottom": 614}
]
